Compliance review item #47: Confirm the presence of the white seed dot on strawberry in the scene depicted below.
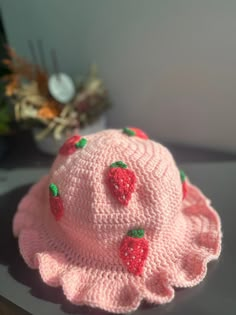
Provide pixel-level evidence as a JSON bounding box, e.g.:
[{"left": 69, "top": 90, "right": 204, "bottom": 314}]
[
  {"left": 141, "top": 249, "right": 144, "bottom": 253},
  {"left": 130, "top": 248, "right": 133, "bottom": 251},
  {"left": 132, "top": 256, "right": 135, "bottom": 259},
  {"left": 114, "top": 185, "right": 119, "bottom": 189},
  {"left": 127, "top": 262, "right": 130, "bottom": 265},
  {"left": 127, "top": 184, "right": 129, "bottom": 187},
  {"left": 122, "top": 195, "right": 125, "bottom": 199},
  {"left": 125, "top": 253, "right": 128, "bottom": 256}
]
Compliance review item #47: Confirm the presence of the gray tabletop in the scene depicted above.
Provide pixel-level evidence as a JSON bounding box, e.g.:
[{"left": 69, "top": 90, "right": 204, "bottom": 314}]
[{"left": 0, "top": 162, "right": 235, "bottom": 315}]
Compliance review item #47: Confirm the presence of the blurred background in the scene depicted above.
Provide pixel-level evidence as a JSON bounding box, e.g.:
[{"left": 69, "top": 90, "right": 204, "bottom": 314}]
[{"left": 1, "top": 0, "right": 236, "bottom": 165}]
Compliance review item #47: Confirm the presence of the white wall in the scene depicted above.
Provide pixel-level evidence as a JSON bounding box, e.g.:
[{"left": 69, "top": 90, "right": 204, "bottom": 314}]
[{"left": 1, "top": 0, "right": 236, "bottom": 151}]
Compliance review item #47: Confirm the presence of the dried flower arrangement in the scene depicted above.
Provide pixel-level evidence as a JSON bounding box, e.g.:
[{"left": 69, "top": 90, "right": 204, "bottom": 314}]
[{"left": 1, "top": 46, "right": 110, "bottom": 141}]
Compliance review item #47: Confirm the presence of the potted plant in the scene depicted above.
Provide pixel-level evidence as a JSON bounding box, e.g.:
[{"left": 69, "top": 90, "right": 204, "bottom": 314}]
[
  {"left": 0, "top": 96, "right": 12, "bottom": 159},
  {"left": 0, "top": 69, "right": 14, "bottom": 160},
  {"left": 2, "top": 47, "right": 110, "bottom": 155}
]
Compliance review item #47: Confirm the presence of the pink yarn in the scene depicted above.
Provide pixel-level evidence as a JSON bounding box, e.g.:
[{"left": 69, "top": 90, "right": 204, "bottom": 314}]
[{"left": 13, "top": 129, "right": 222, "bottom": 313}]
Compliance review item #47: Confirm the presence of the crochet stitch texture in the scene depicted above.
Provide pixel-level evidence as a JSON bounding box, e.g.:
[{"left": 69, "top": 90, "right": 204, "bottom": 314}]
[{"left": 13, "top": 129, "right": 222, "bottom": 313}]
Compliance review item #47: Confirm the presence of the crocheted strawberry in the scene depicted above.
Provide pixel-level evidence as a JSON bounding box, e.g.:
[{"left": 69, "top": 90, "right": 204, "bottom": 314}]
[
  {"left": 119, "top": 229, "right": 149, "bottom": 276},
  {"left": 59, "top": 135, "right": 87, "bottom": 155},
  {"left": 180, "top": 170, "right": 187, "bottom": 199},
  {"left": 123, "top": 127, "right": 149, "bottom": 140},
  {"left": 49, "top": 183, "right": 64, "bottom": 221},
  {"left": 107, "top": 161, "right": 136, "bottom": 206}
]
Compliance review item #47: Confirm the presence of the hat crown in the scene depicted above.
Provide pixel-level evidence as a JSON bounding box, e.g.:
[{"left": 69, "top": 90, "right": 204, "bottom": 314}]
[{"left": 47, "top": 130, "right": 182, "bottom": 262}]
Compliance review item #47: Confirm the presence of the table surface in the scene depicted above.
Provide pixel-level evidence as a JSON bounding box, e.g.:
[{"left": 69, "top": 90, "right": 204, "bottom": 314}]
[{"left": 0, "top": 162, "right": 235, "bottom": 315}]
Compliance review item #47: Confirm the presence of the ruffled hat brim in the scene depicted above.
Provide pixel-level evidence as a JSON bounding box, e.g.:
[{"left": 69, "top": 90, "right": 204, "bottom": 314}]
[{"left": 13, "top": 175, "right": 222, "bottom": 313}]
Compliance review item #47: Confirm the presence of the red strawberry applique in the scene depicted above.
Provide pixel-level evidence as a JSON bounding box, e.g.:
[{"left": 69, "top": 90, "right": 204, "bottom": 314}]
[
  {"left": 180, "top": 169, "right": 187, "bottom": 199},
  {"left": 59, "top": 135, "right": 81, "bottom": 155},
  {"left": 119, "top": 229, "right": 149, "bottom": 276},
  {"left": 107, "top": 161, "right": 136, "bottom": 206},
  {"left": 59, "top": 135, "right": 87, "bottom": 155},
  {"left": 49, "top": 183, "right": 64, "bottom": 221},
  {"left": 123, "top": 127, "right": 149, "bottom": 140}
]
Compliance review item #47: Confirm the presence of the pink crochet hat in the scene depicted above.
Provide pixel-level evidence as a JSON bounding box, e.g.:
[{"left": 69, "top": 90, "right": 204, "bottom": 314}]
[{"left": 13, "top": 128, "right": 222, "bottom": 313}]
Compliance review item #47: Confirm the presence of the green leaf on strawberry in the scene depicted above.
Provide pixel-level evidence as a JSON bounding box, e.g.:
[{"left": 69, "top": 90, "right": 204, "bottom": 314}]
[
  {"left": 180, "top": 169, "right": 187, "bottom": 199},
  {"left": 49, "top": 183, "right": 59, "bottom": 196},
  {"left": 123, "top": 127, "right": 136, "bottom": 136},
  {"left": 127, "top": 229, "right": 145, "bottom": 238},
  {"left": 180, "top": 169, "right": 186, "bottom": 182},
  {"left": 75, "top": 138, "right": 87, "bottom": 149},
  {"left": 110, "top": 161, "right": 127, "bottom": 169},
  {"left": 123, "top": 127, "right": 149, "bottom": 140}
]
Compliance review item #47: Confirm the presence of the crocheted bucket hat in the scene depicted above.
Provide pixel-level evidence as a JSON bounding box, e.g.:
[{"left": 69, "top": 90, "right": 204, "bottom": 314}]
[{"left": 13, "top": 128, "right": 222, "bottom": 313}]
